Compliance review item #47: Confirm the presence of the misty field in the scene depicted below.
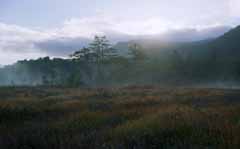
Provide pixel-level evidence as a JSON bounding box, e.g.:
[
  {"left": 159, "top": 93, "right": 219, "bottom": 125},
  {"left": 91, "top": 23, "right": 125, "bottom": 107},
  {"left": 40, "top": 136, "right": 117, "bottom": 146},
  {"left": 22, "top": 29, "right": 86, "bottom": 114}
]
[{"left": 0, "top": 86, "right": 240, "bottom": 149}]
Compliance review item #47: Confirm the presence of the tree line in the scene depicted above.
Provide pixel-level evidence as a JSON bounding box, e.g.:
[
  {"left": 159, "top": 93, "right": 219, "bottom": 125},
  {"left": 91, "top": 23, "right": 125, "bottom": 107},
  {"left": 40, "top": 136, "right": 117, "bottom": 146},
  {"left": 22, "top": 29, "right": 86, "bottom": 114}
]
[{"left": 1, "top": 35, "right": 240, "bottom": 87}]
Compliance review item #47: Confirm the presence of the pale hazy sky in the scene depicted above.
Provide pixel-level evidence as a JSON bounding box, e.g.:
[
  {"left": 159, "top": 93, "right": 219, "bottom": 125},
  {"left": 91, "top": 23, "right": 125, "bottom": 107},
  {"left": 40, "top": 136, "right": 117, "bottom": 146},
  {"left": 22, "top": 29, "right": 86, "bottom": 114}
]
[{"left": 0, "top": 0, "right": 240, "bottom": 65}]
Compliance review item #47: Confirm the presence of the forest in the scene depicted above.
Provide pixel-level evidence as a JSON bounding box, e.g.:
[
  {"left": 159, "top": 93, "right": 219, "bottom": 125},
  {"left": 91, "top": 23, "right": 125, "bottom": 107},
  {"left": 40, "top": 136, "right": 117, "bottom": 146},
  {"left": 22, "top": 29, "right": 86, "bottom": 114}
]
[{"left": 1, "top": 26, "right": 240, "bottom": 88}]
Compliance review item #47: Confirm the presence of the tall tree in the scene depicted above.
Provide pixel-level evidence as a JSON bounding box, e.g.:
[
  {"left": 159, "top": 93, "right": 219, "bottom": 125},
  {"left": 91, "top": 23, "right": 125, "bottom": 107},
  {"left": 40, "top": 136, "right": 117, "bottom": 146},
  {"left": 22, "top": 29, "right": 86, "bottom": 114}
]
[
  {"left": 89, "top": 36, "right": 116, "bottom": 62},
  {"left": 69, "top": 36, "right": 118, "bottom": 86},
  {"left": 70, "top": 36, "right": 117, "bottom": 62}
]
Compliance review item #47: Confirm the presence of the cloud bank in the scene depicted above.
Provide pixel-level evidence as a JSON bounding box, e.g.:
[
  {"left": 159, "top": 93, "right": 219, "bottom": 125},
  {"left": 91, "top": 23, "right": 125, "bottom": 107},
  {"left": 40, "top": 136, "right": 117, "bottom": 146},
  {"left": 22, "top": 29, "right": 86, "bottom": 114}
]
[{"left": 0, "top": 15, "right": 234, "bottom": 65}]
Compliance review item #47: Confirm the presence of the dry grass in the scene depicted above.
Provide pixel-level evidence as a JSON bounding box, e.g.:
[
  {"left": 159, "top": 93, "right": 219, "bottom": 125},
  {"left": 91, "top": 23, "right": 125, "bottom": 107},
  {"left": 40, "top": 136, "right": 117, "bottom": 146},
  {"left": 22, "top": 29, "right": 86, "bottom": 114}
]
[{"left": 0, "top": 86, "right": 240, "bottom": 149}]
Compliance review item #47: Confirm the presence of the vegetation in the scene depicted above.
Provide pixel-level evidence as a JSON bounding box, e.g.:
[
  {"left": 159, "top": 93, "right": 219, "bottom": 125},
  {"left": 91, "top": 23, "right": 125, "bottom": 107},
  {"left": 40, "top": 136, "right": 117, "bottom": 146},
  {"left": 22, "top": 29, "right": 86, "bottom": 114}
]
[
  {"left": 1, "top": 26, "right": 240, "bottom": 87},
  {"left": 70, "top": 36, "right": 117, "bottom": 62},
  {"left": 0, "top": 86, "right": 240, "bottom": 148}
]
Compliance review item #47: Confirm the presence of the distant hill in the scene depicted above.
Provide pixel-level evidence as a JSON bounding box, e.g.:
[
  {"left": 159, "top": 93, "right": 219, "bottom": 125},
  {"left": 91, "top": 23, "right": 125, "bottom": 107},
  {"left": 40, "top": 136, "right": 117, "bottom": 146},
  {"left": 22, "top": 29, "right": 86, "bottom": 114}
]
[
  {"left": 112, "top": 25, "right": 240, "bottom": 84},
  {"left": 177, "top": 25, "right": 240, "bottom": 62},
  {"left": 1, "top": 25, "right": 240, "bottom": 87},
  {"left": 212, "top": 25, "right": 240, "bottom": 48},
  {"left": 208, "top": 26, "right": 240, "bottom": 58},
  {"left": 114, "top": 25, "right": 240, "bottom": 59}
]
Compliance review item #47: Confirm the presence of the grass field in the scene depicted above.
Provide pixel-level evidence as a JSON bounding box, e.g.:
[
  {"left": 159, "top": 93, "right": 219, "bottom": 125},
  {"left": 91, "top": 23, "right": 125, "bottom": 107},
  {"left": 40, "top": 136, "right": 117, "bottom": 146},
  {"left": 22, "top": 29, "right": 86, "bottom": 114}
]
[{"left": 0, "top": 86, "right": 240, "bottom": 149}]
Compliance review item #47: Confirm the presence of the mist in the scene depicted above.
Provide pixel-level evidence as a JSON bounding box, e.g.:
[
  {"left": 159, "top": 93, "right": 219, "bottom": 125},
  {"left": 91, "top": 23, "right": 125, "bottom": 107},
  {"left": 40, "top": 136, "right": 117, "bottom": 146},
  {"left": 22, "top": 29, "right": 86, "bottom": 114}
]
[
  {"left": 1, "top": 25, "right": 240, "bottom": 89},
  {"left": 0, "top": 0, "right": 240, "bottom": 88}
]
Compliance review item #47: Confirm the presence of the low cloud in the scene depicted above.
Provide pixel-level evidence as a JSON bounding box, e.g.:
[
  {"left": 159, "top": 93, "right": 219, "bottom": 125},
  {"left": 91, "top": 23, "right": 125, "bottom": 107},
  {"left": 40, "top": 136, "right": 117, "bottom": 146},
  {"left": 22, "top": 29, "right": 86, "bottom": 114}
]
[
  {"left": 159, "top": 25, "right": 231, "bottom": 42},
  {"left": 0, "top": 17, "right": 233, "bottom": 65},
  {"left": 34, "top": 37, "right": 90, "bottom": 56}
]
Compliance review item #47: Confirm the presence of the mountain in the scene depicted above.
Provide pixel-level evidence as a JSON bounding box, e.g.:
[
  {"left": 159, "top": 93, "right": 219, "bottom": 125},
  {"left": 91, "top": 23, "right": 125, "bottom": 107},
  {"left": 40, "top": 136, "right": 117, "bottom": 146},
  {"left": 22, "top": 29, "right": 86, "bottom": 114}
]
[
  {"left": 177, "top": 25, "right": 240, "bottom": 63},
  {"left": 145, "top": 26, "right": 230, "bottom": 42},
  {"left": 0, "top": 25, "right": 240, "bottom": 87},
  {"left": 208, "top": 26, "right": 240, "bottom": 57},
  {"left": 114, "top": 25, "right": 240, "bottom": 58},
  {"left": 212, "top": 25, "right": 240, "bottom": 48},
  {"left": 113, "top": 36, "right": 214, "bottom": 59}
]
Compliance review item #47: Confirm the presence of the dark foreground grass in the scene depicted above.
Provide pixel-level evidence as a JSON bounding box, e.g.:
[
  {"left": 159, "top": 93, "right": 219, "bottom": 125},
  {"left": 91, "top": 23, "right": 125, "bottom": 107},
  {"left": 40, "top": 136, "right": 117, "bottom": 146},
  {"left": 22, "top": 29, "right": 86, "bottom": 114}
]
[{"left": 0, "top": 86, "right": 240, "bottom": 149}]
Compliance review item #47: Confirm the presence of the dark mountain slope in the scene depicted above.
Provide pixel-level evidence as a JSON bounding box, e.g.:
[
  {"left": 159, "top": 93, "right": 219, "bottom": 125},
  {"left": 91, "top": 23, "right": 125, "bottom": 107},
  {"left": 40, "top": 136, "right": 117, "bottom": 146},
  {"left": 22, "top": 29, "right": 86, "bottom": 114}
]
[
  {"left": 208, "top": 25, "right": 240, "bottom": 58},
  {"left": 114, "top": 25, "right": 240, "bottom": 60}
]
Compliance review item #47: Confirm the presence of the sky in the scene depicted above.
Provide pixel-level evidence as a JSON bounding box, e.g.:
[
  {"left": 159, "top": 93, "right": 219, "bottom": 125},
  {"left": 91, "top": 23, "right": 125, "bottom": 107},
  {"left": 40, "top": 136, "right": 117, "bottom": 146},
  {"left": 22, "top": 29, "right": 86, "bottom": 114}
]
[{"left": 0, "top": 0, "right": 240, "bottom": 65}]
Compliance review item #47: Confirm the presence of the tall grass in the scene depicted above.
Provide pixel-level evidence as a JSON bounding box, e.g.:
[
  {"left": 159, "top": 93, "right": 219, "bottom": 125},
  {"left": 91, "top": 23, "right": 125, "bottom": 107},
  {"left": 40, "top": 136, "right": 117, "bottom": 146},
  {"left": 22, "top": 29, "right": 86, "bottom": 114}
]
[{"left": 0, "top": 87, "right": 240, "bottom": 148}]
